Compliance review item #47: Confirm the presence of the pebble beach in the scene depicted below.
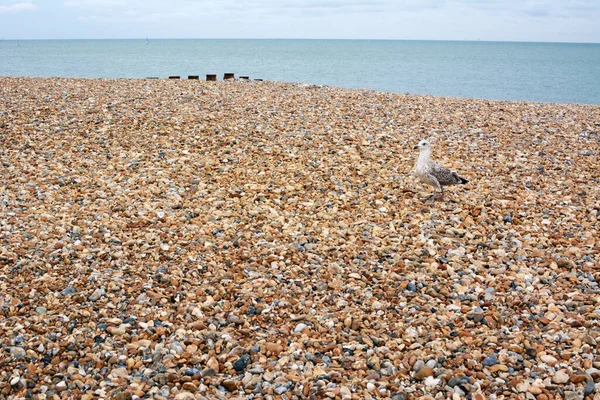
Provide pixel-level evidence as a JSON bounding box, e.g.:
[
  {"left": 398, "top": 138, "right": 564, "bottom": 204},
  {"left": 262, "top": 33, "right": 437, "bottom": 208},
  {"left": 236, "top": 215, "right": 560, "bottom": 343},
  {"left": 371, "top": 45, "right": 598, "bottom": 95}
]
[{"left": 1, "top": 76, "right": 599, "bottom": 399}]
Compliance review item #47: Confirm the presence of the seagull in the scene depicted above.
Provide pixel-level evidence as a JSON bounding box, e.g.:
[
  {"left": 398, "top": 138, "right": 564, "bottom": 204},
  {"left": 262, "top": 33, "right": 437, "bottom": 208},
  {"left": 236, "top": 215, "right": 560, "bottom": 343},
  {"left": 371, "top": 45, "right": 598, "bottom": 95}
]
[{"left": 414, "top": 139, "right": 468, "bottom": 201}]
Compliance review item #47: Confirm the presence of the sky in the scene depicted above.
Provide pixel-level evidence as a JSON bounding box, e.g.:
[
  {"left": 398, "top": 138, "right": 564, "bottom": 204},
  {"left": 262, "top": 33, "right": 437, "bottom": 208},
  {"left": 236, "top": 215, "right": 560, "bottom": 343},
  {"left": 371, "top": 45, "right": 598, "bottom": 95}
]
[{"left": 1, "top": 0, "right": 599, "bottom": 43}]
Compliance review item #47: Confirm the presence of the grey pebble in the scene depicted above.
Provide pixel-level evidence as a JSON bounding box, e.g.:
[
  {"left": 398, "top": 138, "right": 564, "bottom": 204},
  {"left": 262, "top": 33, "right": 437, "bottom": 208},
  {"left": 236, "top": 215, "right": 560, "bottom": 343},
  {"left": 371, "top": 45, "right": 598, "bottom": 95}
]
[
  {"left": 89, "top": 288, "right": 106, "bottom": 301},
  {"left": 482, "top": 354, "right": 498, "bottom": 366}
]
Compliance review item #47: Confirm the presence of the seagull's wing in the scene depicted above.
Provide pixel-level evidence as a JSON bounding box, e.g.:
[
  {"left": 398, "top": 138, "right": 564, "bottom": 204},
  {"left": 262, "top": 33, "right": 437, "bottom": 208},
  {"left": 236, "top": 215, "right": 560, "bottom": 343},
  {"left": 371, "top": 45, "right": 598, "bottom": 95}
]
[{"left": 428, "top": 160, "right": 463, "bottom": 186}]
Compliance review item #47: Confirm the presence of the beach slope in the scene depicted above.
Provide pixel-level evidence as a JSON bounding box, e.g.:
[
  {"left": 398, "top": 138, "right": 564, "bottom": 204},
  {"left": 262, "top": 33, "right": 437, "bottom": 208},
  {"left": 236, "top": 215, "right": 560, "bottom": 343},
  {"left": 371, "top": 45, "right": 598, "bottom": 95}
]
[{"left": 1, "top": 77, "right": 599, "bottom": 399}]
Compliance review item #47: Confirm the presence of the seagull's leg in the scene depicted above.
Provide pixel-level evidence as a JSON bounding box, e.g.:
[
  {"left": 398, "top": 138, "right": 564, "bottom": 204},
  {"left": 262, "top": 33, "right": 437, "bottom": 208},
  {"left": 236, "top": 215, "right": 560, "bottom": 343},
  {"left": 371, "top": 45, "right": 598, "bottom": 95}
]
[
  {"left": 437, "top": 186, "right": 445, "bottom": 202},
  {"left": 432, "top": 182, "right": 444, "bottom": 201}
]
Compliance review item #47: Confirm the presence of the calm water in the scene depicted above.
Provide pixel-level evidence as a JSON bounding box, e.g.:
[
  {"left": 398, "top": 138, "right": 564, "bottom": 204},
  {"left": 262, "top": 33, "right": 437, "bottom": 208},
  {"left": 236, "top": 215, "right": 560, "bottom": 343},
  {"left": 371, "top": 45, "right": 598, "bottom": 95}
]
[{"left": 1, "top": 39, "right": 599, "bottom": 104}]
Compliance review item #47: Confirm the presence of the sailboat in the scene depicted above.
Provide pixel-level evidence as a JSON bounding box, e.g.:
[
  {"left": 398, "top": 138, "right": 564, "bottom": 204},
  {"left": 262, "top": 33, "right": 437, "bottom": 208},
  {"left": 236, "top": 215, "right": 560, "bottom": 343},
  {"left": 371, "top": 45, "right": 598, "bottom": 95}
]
[{"left": 146, "top": 37, "right": 150, "bottom": 46}]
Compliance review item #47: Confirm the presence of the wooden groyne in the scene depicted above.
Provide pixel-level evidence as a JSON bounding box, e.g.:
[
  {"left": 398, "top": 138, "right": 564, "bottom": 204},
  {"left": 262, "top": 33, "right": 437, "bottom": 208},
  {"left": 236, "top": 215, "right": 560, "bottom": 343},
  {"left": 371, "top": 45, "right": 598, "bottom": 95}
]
[{"left": 146, "top": 73, "right": 262, "bottom": 81}]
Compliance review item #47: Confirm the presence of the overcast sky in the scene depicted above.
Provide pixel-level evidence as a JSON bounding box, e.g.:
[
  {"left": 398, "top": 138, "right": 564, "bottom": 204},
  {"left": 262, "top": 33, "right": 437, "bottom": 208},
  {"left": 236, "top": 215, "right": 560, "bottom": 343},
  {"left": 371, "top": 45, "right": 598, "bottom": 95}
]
[{"left": 1, "top": 0, "right": 599, "bottom": 42}]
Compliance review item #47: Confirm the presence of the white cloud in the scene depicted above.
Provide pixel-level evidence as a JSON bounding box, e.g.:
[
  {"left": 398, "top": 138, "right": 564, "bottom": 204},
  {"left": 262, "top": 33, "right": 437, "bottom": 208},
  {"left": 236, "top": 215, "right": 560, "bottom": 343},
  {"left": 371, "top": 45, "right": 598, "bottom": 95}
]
[
  {"left": 0, "top": 1, "right": 36, "bottom": 13},
  {"left": 63, "top": 0, "right": 128, "bottom": 8},
  {"left": 2, "top": 0, "right": 598, "bottom": 41}
]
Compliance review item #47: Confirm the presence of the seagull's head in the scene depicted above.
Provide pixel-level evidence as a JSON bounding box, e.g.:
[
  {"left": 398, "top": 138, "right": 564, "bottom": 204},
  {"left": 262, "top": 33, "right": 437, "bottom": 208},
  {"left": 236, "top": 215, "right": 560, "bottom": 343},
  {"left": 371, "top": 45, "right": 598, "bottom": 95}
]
[{"left": 414, "top": 140, "right": 431, "bottom": 151}]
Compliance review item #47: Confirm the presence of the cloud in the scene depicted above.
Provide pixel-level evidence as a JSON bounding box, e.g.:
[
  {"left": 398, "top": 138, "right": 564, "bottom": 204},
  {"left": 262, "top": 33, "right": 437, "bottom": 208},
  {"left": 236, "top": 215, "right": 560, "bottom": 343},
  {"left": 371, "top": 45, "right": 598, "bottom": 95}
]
[
  {"left": 0, "top": 1, "right": 37, "bottom": 13},
  {"left": 63, "top": 0, "right": 132, "bottom": 8},
  {"left": 62, "top": 0, "right": 444, "bottom": 17},
  {"left": 450, "top": 0, "right": 600, "bottom": 19}
]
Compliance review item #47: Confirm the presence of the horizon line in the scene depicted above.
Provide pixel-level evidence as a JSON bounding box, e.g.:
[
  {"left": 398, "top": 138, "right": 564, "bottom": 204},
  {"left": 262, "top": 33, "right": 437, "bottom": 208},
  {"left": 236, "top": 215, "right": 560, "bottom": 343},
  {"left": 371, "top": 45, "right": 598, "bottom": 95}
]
[{"left": 1, "top": 37, "right": 599, "bottom": 45}]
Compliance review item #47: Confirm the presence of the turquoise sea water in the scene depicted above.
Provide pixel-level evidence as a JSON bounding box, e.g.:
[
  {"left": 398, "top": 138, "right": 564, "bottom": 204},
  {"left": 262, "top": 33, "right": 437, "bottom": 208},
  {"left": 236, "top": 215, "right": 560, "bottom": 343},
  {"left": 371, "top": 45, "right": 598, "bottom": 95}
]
[{"left": 1, "top": 39, "right": 599, "bottom": 104}]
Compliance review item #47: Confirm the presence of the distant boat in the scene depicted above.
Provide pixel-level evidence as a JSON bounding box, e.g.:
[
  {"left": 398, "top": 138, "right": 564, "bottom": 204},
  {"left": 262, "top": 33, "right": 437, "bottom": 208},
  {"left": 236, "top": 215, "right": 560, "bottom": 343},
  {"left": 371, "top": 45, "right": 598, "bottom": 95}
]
[
  {"left": 146, "top": 37, "right": 149, "bottom": 46},
  {"left": 16, "top": 40, "right": 21, "bottom": 47}
]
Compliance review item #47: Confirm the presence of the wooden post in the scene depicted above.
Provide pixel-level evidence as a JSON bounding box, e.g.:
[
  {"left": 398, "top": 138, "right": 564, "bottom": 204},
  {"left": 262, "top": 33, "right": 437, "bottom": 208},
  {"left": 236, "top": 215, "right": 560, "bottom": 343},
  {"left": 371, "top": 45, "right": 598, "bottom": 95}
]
[
  {"left": 188, "top": 75, "right": 199, "bottom": 80},
  {"left": 206, "top": 74, "right": 217, "bottom": 81},
  {"left": 223, "top": 73, "right": 235, "bottom": 80},
  {"left": 169, "top": 76, "right": 180, "bottom": 79},
  {"left": 146, "top": 77, "right": 159, "bottom": 79},
  {"left": 240, "top": 76, "right": 249, "bottom": 80},
  {"left": 254, "top": 79, "right": 263, "bottom": 81}
]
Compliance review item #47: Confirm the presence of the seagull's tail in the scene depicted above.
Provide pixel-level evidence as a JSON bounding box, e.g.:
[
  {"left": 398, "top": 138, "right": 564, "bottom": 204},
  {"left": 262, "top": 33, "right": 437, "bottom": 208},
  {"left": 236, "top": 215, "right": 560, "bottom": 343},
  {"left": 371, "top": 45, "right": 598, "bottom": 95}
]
[{"left": 452, "top": 172, "right": 468, "bottom": 184}]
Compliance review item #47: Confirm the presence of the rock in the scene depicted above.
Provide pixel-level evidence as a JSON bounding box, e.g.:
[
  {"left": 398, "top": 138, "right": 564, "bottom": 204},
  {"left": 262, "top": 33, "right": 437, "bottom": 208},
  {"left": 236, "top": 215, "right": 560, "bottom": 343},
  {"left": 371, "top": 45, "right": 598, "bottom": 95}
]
[
  {"left": 274, "top": 385, "right": 288, "bottom": 394},
  {"left": 424, "top": 376, "right": 440, "bottom": 387},
  {"left": 526, "top": 347, "right": 537, "bottom": 357},
  {"left": 265, "top": 342, "right": 284, "bottom": 355},
  {"left": 516, "top": 380, "right": 530, "bottom": 392},
  {"left": 412, "top": 360, "right": 425, "bottom": 372},
  {"left": 584, "top": 379, "right": 595, "bottom": 397},
  {"left": 56, "top": 381, "right": 67, "bottom": 392},
  {"left": 10, "top": 347, "right": 26, "bottom": 359},
  {"left": 553, "top": 369, "right": 570, "bottom": 384},
  {"left": 111, "top": 368, "right": 128, "bottom": 378},
  {"left": 340, "top": 385, "right": 351, "bottom": 398},
  {"left": 207, "top": 356, "right": 219, "bottom": 372},
  {"left": 110, "top": 326, "right": 127, "bottom": 336},
  {"left": 60, "top": 287, "right": 76, "bottom": 296},
  {"left": 169, "top": 341, "right": 184, "bottom": 354},
  {"left": 563, "top": 389, "right": 585, "bottom": 400},
  {"left": 489, "top": 364, "right": 509, "bottom": 373},
  {"left": 221, "top": 379, "right": 238, "bottom": 392},
  {"left": 569, "top": 374, "right": 587, "bottom": 383},
  {"left": 540, "top": 354, "right": 558, "bottom": 366},
  {"left": 184, "top": 368, "right": 201, "bottom": 376},
  {"left": 191, "top": 307, "right": 203, "bottom": 319},
  {"left": 182, "top": 382, "right": 197, "bottom": 392},
  {"left": 174, "top": 392, "right": 196, "bottom": 400},
  {"left": 113, "top": 391, "right": 132, "bottom": 400},
  {"left": 233, "top": 354, "right": 250, "bottom": 372},
  {"left": 414, "top": 367, "right": 434, "bottom": 380},
  {"left": 89, "top": 288, "right": 106, "bottom": 301},
  {"left": 482, "top": 354, "right": 497, "bottom": 366}
]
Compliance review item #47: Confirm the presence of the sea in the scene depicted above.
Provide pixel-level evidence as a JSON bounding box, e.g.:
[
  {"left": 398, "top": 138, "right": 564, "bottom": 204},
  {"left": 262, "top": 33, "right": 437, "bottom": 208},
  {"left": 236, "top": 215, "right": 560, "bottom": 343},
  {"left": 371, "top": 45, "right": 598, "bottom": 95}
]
[{"left": 1, "top": 39, "right": 599, "bottom": 105}]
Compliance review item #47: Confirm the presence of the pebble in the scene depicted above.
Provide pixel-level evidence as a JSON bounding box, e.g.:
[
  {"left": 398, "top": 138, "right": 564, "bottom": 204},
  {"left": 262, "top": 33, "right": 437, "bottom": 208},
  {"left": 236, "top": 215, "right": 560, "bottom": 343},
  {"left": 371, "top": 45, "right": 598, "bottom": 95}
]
[
  {"left": 585, "top": 379, "right": 595, "bottom": 397},
  {"left": 10, "top": 347, "right": 25, "bottom": 359},
  {"left": 89, "top": 288, "right": 106, "bottom": 301},
  {"left": 221, "top": 380, "right": 238, "bottom": 392},
  {"left": 482, "top": 354, "right": 497, "bottom": 366},
  {"left": 553, "top": 369, "right": 570, "bottom": 384},
  {"left": 233, "top": 354, "right": 251, "bottom": 372},
  {"left": 0, "top": 76, "right": 599, "bottom": 400},
  {"left": 424, "top": 376, "right": 440, "bottom": 387},
  {"left": 113, "top": 391, "right": 133, "bottom": 400},
  {"left": 540, "top": 354, "right": 558, "bottom": 366},
  {"left": 294, "top": 322, "right": 308, "bottom": 332},
  {"left": 414, "top": 367, "right": 434, "bottom": 380},
  {"left": 274, "top": 385, "right": 288, "bottom": 394},
  {"left": 60, "top": 287, "right": 76, "bottom": 296},
  {"left": 412, "top": 360, "right": 425, "bottom": 372}
]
